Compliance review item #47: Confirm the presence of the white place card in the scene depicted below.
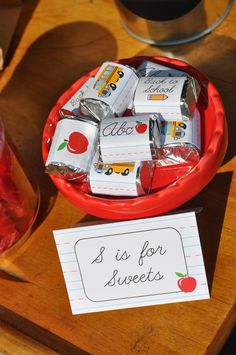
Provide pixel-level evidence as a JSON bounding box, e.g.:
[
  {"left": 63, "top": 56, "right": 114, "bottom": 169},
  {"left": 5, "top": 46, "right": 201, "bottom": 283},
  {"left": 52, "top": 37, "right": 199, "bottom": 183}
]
[{"left": 53, "top": 212, "right": 209, "bottom": 314}]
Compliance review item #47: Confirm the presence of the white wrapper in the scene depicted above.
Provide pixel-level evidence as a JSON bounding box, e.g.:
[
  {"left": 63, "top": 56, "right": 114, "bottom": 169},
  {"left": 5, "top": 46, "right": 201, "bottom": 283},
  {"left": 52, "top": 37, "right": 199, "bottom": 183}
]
[
  {"left": 80, "top": 61, "right": 139, "bottom": 121},
  {"left": 45, "top": 118, "right": 98, "bottom": 180},
  {"left": 99, "top": 114, "right": 160, "bottom": 163},
  {"left": 133, "top": 76, "right": 200, "bottom": 121},
  {"left": 138, "top": 60, "right": 188, "bottom": 78},
  {"left": 157, "top": 109, "right": 201, "bottom": 165},
  {"left": 89, "top": 156, "right": 153, "bottom": 197},
  {"left": 61, "top": 77, "right": 94, "bottom": 116}
]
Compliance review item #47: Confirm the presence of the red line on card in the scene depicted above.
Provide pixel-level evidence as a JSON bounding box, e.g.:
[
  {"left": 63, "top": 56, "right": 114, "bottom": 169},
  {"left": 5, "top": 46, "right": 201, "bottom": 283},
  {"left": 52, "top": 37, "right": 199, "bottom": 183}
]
[
  {"left": 137, "top": 111, "right": 180, "bottom": 115},
  {"left": 160, "top": 112, "right": 179, "bottom": 114},
  {"left": 92, "top": 186, "right": 135, "bottom": 192},
  {"left": 103, "top": 151, "right": 150, "bottom": 156},
  {"left": 70, "top": 298, "right": 84, "bottom": 302}
]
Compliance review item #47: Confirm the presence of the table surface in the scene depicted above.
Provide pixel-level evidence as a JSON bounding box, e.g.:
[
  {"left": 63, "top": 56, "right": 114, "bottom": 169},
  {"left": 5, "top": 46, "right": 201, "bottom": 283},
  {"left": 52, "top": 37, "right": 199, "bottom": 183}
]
[{"left": 0, "top": 0, "right": 235, "bottom": 354}]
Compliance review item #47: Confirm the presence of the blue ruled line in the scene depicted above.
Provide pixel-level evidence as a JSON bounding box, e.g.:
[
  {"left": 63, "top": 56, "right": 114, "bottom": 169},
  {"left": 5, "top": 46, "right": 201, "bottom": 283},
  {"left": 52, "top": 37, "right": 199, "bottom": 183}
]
[
  {"left": 183, "top": 244, "right": 200, "bottom": 248},
  {"left": 66, "top": 280, "right": 81, "bottom": 283},
  {"left": 55, "top": 214, "right": 194, "bottom": 235},
  {"left": 182, "top": 236, "right": 199, "bottom": 239},
  {"left": 71, "top": 293, "right": 209, "bottom": 311},
  {"left": 59, "top": 252, "right": 75, "bottom": 255}
]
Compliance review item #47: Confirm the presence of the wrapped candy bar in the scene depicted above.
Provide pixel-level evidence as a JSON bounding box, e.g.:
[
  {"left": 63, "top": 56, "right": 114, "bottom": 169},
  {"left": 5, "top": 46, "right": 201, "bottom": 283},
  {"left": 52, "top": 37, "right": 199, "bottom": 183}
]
[
  {"left": 89, "top": 155, "right": 154, "bottom": 197},
  {"left": 45, "top": 117, "right": 98, "bottom": 180},
  {"left": 156, "top": 109, "right": 201, "bottom": 166},
  {"left": 138, "top": 60, "right": 188, "bottom": 77},
  {"left": 59, "top": 107, "right": 98, "bottom": 125},
  {"left": 80, "top": 61, "right": 140, "bottom": 122},
  {"left": 133, "top": 76, "right": 200, "bottom": 121},
  {"left": 99, "top": 114, "right": 161, "bottom": 163},
  {"left": 60, "top": 77, "right": 94, "bottom": 117}
]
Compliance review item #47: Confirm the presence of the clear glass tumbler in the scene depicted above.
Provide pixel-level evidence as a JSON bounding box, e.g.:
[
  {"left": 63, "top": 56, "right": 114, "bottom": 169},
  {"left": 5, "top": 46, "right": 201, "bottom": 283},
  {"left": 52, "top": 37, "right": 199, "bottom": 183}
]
[{"left": 0, "top": 119, "right": 39, "bottom": 256}]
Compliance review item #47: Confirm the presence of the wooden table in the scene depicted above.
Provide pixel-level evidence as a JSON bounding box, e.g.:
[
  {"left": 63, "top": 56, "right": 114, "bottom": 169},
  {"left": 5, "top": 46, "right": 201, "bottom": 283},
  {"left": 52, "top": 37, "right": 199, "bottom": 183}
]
[{"left": 0, "top": 1, "right": 235, "bottom": 353}]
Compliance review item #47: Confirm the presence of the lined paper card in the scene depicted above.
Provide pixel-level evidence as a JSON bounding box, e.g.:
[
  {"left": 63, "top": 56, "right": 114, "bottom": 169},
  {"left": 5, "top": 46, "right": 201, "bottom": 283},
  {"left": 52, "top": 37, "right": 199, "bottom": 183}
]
[{"left": 53, "top": 212, "right": 209, "bottom": 314}]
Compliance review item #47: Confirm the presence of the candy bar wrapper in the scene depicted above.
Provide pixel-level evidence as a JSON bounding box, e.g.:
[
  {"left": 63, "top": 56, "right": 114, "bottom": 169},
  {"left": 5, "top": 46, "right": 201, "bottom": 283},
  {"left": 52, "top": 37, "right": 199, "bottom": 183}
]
[
  {"left": 138, "top": 60, "right": 188, "bottom": 78},
  {"left": 80, "top": 61, "right": 139, "bottom": 122},
  {"left": 89, "top": 157, "right": 154, "bottom": 197},
  {"left": 157, "top": 109, "right": 201, "bottom": 166},
  {"left": 133, "top": 76, "right": 200, "bottom": 121},
  {"left": 45, "top": 117, "right": 98, "bottom": 181},
  {"left": 59, "top": 108, "right": 98, "bottom": 125},
  {"left": 99, "top": 114, "right": 161, "bottom": 163},
  {"left": 61, "top": 77, "right": 94, "bottom": 117}
]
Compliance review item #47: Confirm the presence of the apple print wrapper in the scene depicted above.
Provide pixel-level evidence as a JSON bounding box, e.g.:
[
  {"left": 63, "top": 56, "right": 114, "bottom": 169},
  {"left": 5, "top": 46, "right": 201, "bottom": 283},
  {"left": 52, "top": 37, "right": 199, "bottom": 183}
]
[
  {"left": 133, "top": 75, "right": 200, "bottom": 122},
  {"left": 99, "top": 114, "right": 161, "bottom": 163},
  {"left": 45, "top": 117, "right": 99, "bottom": 181},
  {"left": 156, "top": 109, "right": 201, "bottom": 166},
  {"left": 80, "top": 61, "right": 140, "bottom": 122}
]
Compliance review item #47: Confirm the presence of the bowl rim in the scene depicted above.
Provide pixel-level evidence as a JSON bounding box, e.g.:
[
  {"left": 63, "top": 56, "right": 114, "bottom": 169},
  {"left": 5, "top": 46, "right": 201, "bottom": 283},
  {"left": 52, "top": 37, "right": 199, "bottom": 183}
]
[{"left": 42, "top": 55, "right": 228, "bottom": 220}]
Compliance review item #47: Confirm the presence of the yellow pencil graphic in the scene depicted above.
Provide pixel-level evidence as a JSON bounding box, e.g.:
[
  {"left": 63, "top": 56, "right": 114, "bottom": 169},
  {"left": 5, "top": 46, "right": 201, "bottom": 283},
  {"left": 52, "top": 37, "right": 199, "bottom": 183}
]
[{"left": 147, "top": 94, "right": 168, "bottom": 100}]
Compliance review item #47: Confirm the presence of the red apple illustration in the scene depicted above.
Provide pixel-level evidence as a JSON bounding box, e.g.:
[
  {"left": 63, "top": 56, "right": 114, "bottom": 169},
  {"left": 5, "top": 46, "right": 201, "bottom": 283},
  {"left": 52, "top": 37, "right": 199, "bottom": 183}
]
[
  {"left": 176, "top": 272, "right": 197, "bottom": 293},
  {"left": 57, "top": 131, "right": 88, "bottom": 154},
  {"left": 135, "top": 121, "right": 147, "bottom": 134}
]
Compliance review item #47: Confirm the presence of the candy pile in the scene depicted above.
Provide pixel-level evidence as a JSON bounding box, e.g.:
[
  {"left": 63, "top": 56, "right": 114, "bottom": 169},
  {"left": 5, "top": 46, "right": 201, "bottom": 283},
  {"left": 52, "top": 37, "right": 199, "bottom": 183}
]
[
  {"left": 45, "top": 60, "right": 201, "bottom": 197},
  {"left": 0, "top": 128, "right": 38, "bottom": 254}
]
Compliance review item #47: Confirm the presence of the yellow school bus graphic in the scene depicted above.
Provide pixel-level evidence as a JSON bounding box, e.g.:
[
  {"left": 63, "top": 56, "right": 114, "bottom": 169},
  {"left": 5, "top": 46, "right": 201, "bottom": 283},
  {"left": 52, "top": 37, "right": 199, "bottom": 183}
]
[
  {"left": 162, "top": 121, "right": 187, "bottom": 140},
  {"left": 93, "top": 64, "right": 124, "bottom": 97},
  {"left": 94, "top": 162, "right": 135, "bottom": 176}
]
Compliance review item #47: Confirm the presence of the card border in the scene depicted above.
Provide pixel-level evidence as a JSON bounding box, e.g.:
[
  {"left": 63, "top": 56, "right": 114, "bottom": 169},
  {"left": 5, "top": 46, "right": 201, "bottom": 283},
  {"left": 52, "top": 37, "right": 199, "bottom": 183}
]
[{"left": 74, "top": 227, "right": 188, "bottom": 303}]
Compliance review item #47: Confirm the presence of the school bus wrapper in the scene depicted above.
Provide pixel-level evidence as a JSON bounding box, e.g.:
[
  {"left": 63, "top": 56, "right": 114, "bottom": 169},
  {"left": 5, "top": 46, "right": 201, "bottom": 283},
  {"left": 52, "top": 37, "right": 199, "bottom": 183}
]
[
  {"left": 89, "top": 157, "right": 154, "bottom": 197},
  {"left": 80, "top": 61, "right": 139, "bottom": 121},
  {"left": 156, "top": 109, "right": 201, "bottom": 166}
]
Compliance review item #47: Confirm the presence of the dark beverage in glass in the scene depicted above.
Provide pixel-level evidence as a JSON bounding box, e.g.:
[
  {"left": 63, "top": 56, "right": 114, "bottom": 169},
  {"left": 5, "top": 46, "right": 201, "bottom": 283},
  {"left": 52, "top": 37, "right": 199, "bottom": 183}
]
[
  {"left": 119, "top": 0, "right": 201, "bottom": 21},
  {"left": 115, "top": 0, "right": 232, "bottom": 45}
]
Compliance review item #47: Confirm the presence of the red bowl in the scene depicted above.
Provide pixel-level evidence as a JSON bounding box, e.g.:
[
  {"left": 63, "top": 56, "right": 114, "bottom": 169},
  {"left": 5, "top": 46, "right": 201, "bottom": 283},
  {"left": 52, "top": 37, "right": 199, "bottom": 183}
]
[{"left": 42, "top": 56, "right": 228, "bottom": 220}]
